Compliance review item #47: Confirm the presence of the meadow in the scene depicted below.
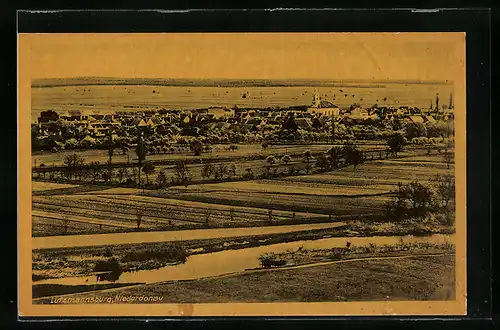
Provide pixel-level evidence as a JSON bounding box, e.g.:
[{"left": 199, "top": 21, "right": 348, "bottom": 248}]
[{"left": 32, "top": 142, "right": 385, "bottom": 167}]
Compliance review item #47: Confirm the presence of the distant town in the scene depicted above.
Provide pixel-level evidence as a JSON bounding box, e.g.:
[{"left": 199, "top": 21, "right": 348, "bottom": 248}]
[{"left": 32, "top": 92, "right": 454, "bottom": 153}]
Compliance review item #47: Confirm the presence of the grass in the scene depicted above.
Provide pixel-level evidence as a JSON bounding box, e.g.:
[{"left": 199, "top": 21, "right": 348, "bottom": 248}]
[
  {"left": 32, "top": 242, "right": 190, "bottom": 281},
  {"left": 33, "top": 283, "right": 142, "bottom": 299},
  {"left": 33, "top": 254, "right": 455, "bottom": 303},
  {"left": 172, "top": 180, "right": 391, "bottom": 196},
  {"left": 31, "top": 181, "right": 79, "bottom": 191},
  {"left": 172, "top": 191, "right": 389, "bottom": 215},
  {"left": 257, "top": 242, "right": 455, "bottom": 268},
  {"left": 347, "top": 219, "right": 455, "bottom": 236}
]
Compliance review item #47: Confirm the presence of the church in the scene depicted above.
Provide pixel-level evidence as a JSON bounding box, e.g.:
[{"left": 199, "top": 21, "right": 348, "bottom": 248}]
[{"left": 306, "top": 92, "right": 341, "bottom": 118}]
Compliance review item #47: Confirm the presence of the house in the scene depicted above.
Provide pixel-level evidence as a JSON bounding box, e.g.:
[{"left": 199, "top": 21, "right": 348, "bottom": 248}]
[
  {"left": 282, "top": 115, "right": 312, "bottom": 131},
  {"left": 207, "top": 107, "right": 235, "bottom": 119},
  {"left": 242, "top": 124, "right": 260, "bottom": 133},
  {"left": 130, "top": 117, "right": 146, "bottom": 127},
  {"left": 244, "top": 118, "right": 266, "bottom": 126},
  {"left": 349, "top": 107, "right": 370, "bottom": 120},
  {"left": 306, "top": 93, "right": 340, "bottom": 117},
  {"left": 405, "top": 115, "right": 425, "bottom": 124},
  {"left": 423, "top": 115, "right": 436, "bottom": 123},
  {"left": 62, "top": 109, "right": 90, "bottom": 121}
]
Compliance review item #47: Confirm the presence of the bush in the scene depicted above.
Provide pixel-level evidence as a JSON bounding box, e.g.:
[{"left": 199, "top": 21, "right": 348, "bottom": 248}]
[
  {"left": 93, "top": 258, "right": 122, "bottom": 282},
  {"left": 121, "top": 244, "right": 188, "bottom": 264},
  {"left": 259, "top": 252, "right": 287, "bottom": 268}
]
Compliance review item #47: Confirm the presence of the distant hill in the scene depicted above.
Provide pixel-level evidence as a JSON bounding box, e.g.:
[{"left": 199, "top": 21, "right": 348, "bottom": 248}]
[{"left": 31, "top": 77, "right": 452, "bottom": 88}]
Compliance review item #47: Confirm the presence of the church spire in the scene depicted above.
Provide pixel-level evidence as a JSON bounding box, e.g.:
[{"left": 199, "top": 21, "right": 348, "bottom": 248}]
[{"left": 312, "top": 91, "right": 321, "bottom": 107}]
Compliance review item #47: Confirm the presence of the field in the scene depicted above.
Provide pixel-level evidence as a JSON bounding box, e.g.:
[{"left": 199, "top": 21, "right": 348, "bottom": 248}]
[
  {"left": 31, "top": 83, "right": 453, "bottom": 121},
  {"left": 32, "top": 154, "right": 453, "bottom": 236},
  {"left": 32, "top": 193, "right": 331, "bottom": 236},
  {"left": 33, "top": 254, "right": 455, "bottom": 303},
  {"left": 32, "top": 142, "right": 385, "bottom": 167},
  {"left": 32, "top": 181, "right": 78, "bottom": 191},
  {"left": 164, "top": 155, "right": 451, "bottom": 214}
]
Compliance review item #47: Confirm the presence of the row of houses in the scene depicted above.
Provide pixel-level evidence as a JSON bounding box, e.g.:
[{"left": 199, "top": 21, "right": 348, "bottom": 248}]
[{"left": 36, "top": 92, "right": 451, "bottom": 139}]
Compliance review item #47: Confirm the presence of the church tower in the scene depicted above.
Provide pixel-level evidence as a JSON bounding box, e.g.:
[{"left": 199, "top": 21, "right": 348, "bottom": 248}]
[{"left": 312, "top": 92, "right": 321, "bottom": 107}]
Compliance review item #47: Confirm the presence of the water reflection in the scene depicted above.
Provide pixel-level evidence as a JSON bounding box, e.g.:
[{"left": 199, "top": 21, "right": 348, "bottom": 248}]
[{"left": 35, "top": 234, "right": 454, "bottom": 287}]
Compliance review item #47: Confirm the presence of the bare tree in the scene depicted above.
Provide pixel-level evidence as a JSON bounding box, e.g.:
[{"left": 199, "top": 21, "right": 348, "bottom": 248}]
[
  {"left": 62, "top": 215, "right": 69, "bottom": 234},
  {"left": 204, "top": 209, "right": 212, "bottom": 226},
  {"left": 443, "top": 151, "right": 454, "bottom": 169},
  {"left": 136, "top": 209, "right": 143, "bottom": 229}
]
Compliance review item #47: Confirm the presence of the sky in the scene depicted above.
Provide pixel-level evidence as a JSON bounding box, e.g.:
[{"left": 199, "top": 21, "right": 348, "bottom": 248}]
[{"left": 19, "top": 33, "right": 465, "bottom": 82}]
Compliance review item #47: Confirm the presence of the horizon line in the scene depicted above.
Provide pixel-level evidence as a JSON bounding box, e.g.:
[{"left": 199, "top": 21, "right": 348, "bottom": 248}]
[{"left": 32, "top": 76, "right": 453, "bottom": 86}]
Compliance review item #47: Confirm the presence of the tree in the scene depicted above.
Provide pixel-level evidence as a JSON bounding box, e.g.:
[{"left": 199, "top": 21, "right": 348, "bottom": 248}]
[
  {"left": 266, "top": 155, "right": 277, "bottom": 167},
  {"left": 201, "top": 163, "right": 214, "bottom": 180},
  {"left": 89, "top": 161, "right": 101, "bottom": 182},
  {"left": 65, "top": 138, "right": 79, "bottom": 149},
  {"left": 386, "top": 132, "right": 407, "bottom": 157},
  {"left": 228, "top": 162, "right": 237, "bottom": 177},
  {"left": 128, "top": 168, "right": 138, "bottom": 185},
  {"left": 204, "top": 209, "right": 212, "bottom": 227},
  {"left": 341, "top": 142, "right": 363, "bottom": 169},
  {"left": 404, "top": 122, "right": 427, "bottom": 140},
  {"left": 107, "top": 133, "right": 114, "bottom": 163},
  {"left": 302, "top": 150, "right": 312, "bottom": 163},
  {"left": 386, "top": 182, "right": 410, "bottom": 221},
  {"left": 433, "top": 174, "right": 455, "bottom": 208},
  {"left": 443, "top": 151, "right": 454, "bottom": 169},
  {"left": 63, "top": 154, "right": 85, "bottom": 180},
  {"left": 136, "top": 209, "right": 143, "bottom": 229},
  {"left": 62, "top": 215, "right": 69, "bottom": 233},
  {"left": 347, "top": 148, "right": 364, "bottom": 169},
  {"left": 38, "top": 110, "right": 59, "bottom": 123},
  {"left": 213, "top": 163, "right": 228, "bottom": 181},
  {"left": 268, "top": 209, "right": 273, "bottom": 224},
  {"left": 189, "top": 138, "right": 203, "bottom": 156},
  {"left": 173, "top": 160, "right": 191, "bottom": 186},
  {"left": 327, "top": 146, "right": 342, "bottom": 169},
  {"left": 156, "top": 170, "right": 168, "bottom": 188},
  {"left": 142, "top": 162, "right": 156, "bottom": 185},
  {"left": 117, "top": 168, "right": 126, "bottom": 183},
  {"left": 135, "top": 132, "right": 147, "bottom": 184},
  {"left": 102, "top": 161, "right": 114, "bottom": 182},
  {"left": 281, "top": 154, "right": 292, "bottom": 165},
  {"left": 316, "top": 154, "right": 330, "bottom": 171},
  {"left": 402, "top": 180, "right": 434, "bottom": 217},
  {"left": 387, "top": 180, "right": 435, "bottom": 220},
  {"left": 243, "top": 167, "right": 254, "bottom": 179}
]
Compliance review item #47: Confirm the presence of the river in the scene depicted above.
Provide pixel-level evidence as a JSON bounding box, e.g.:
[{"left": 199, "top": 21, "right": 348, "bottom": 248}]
[{"left": 34, "top": 233, "right": 454, "bottom": 287}]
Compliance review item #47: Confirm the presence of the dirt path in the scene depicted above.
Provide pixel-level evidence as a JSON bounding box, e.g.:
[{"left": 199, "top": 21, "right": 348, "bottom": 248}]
[{"left": 32, "top": 222, "right": 347, "bottom": 250}]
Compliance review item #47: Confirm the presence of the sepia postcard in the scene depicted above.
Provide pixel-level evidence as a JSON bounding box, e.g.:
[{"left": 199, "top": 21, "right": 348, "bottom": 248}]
[{"left": 18, "top": 32, "right": 466, "bottom": 317}]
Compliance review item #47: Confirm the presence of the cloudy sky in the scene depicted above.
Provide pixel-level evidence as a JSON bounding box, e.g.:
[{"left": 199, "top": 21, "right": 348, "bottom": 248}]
[{"left": 20, "top": 33, "right": 465, "bottom": 82}]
